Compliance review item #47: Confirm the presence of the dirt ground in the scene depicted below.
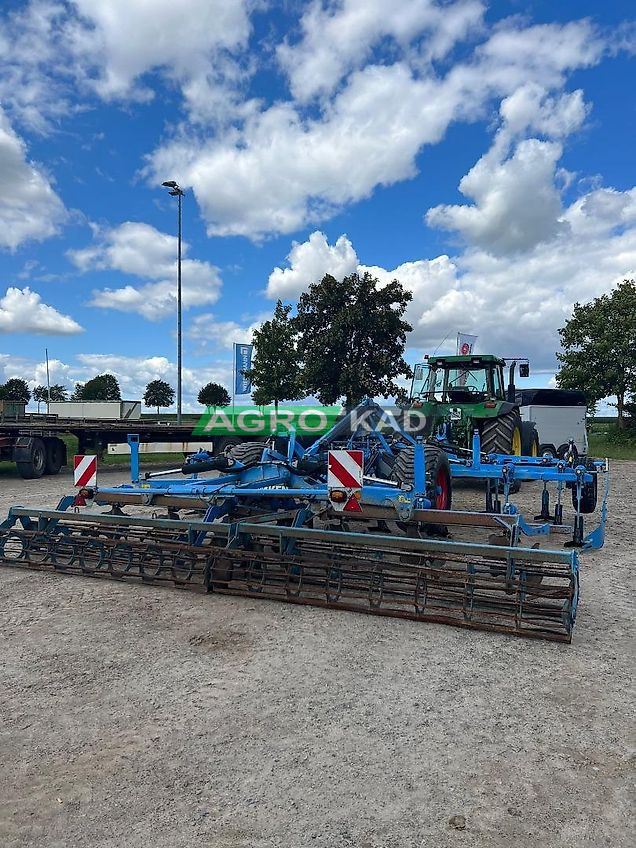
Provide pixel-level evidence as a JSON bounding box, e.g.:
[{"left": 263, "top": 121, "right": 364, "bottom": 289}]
[{"left": 0, "top": 462, "right": 633, "bottom": 848}]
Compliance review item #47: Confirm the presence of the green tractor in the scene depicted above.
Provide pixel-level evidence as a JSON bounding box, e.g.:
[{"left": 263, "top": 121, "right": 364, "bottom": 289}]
[{"left": 409, "top": 354, "right": 539, "bottom": 456}]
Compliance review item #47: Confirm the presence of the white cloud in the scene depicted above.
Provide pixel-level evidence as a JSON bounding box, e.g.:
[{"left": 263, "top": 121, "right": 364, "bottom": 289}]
[
  {"left": 188, "top": 313, "right": 266, "bottom": 349},
  {"left": 265, "top": 183, "right": 636, "bottom": 370},
  {"left": 0, "top": 108, "right": 66, "bottom": 249},
  {"left": 147, "top": 19, "right": 608, "bottom": 239},
  {"left": 427, "top": 138, "right": 567, "bottom": 254},
  {"left": 75, "top": 353, "right": 233, "bottom": 410},
  {"left": 277, "top": 0, "right": 485, "bottom": 102},
  {"left": 267, "top": 232, "right": 358, "bottom": 298},
  {"left": 0, "top": 0, "right": 253, "bottom": 129},
  {"left": 69, "top": 222, "right": 222, "bottom": 320},
  {"left": 0, "top": 287, "right": 83, "bottom": 334}
]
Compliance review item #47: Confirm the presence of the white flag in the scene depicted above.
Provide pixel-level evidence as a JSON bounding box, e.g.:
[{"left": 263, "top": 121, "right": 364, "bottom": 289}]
[{"left": 457, "top": 333, "right": 478, "bottom": 355}]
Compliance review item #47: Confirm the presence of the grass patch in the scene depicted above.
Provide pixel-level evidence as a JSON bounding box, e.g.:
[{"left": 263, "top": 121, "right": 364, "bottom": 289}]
[{"left": 588, "top": 432, "right": 636, "bottom": 460}]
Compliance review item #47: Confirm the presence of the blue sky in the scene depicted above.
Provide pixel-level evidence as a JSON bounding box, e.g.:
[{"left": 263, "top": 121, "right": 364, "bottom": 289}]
[{"left": 0, "top": 0, "right": 634, "bottom": 409}]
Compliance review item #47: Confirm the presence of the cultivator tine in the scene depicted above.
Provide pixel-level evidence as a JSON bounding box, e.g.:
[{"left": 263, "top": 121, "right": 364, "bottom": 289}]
[{"left": 0, "top": 508, "right": 578, "bottom": 643}]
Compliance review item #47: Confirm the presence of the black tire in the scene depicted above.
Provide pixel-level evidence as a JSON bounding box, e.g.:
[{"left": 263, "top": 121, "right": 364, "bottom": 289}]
[
  {"left": 44, "top": 439, "right": 65, "bottom": 475},
  {"left": 213, "top": 436, "right": 242, "bottom": 456},
  {"left": 539, "top": 443, "right": 557, "bottom": 459},
  {"left": 391, "top": 444, "right": 452, "bottom": 510},
  {"left": 480, "top": 409, "right": 523, "bottom": 456},
  {"left": 521, "top": 421, "right": 540, "bottom": 457},
  {"left": 16, "top": 438, "right": 47, "bottom": 479},
  {"left": 572, "top": 462, "right": 598, "bottom": 514},
  {"left": 230, "top": 441, "right": 266, "bottom": 468}
]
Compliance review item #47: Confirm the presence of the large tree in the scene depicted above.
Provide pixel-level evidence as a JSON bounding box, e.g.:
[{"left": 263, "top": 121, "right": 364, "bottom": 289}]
[
  {"left": 0, "top": 378, "right": 31, "bottom": 404},
  {"left": 198, "top": 382, "right": 231, "bottom": 408},
  {"left": 295, "top": 272, "right": 413, "bottom": 408},
  {"left": 243, "top": 301, "right": 303, "bottom": 410},
  {"left": 73, "top": 373, "right": 122, "bottom": 401},
  {"left": 143, "top": 379, "right": 175, "bottom": 416},
  {"left": 556, "top": 279, "right": 636, "bottom": 427}
]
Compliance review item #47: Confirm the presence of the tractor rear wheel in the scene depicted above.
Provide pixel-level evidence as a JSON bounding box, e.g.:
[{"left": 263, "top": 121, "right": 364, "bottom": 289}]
[
  {"left": 480, "top": 410, "right": 523, "bottom": 456},
  {"left": 230, "top": 441, "right": 267, "bottom": 468},
  {"left": 391, "top": 445, "right": 452, "bottom": 510}
]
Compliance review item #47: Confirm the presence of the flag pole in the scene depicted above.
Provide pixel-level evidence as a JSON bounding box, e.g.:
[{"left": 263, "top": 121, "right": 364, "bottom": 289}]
[
  {"left": 45, "top": 348, "right": 51, "bottom": 413},
  {"left": 232, "top": 342, "right": 236, "bottom": 423}
]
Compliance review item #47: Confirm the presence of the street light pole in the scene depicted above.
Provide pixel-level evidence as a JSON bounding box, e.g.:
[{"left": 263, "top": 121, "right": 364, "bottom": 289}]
[{"left": 162, "top": 180, "right": 185, "bottom": 424}]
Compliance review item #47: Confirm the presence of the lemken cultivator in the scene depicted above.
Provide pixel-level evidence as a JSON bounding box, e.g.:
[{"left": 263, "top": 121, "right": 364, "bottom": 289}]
[{"left": 0, "top": 401, "right": 609, "bottom": 643}]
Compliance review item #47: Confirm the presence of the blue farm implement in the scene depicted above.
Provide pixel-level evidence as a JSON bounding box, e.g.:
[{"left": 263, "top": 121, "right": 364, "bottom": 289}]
[{"left": 0, "top": 400, "right": 609, "bottom": 643}]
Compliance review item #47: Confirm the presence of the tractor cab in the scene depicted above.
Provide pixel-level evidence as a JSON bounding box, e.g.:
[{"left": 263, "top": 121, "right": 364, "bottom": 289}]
[
  {"left": 409, "top": 354, "right": 531, "bottom": 455},
  {"left": 411, "top": 355, "right": 529, "bottom": 405}
]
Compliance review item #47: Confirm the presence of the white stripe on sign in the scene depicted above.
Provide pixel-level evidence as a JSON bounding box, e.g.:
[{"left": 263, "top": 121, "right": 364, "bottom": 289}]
[
  {"left": 327, "top": 449, "right": 364, "bottom": 489},
  {"left": 74, "top": 454, "right": 97, "bottom": 487}
]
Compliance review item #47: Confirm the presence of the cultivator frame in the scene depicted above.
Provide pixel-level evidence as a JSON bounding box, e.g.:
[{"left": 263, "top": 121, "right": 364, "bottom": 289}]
[{"left": 0, "top": 400, "right": 608, "bottom": 643}]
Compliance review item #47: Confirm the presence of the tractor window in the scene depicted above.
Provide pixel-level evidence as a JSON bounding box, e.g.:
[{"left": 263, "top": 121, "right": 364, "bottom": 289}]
[
  {"left": 493, "top": 366, "right": 505, "bottom": 399},
  {"left": 411, "top": 364, "right": 444, "bottom": 400},
  {"left": 445, "top": 368, "right": 489, "bottom": 402}
]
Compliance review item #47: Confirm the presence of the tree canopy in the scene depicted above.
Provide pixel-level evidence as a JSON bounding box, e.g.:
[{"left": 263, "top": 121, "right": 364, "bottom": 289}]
[
  {"left": 143, "top": 379, "right": 175, "bottom": 415},
  {"left": 0, "top": 378, "right": 31, "bottom": 403},
  {"left": 295, "top": 271, "right": 413, "bottom": 408},
  {"left": 556, "top": 279, "right": 636, "bottom": 426},
  {"left": 198, "top": 382, "right": 231, "bottom": 408},
  {"left": 243, "top": 300, "right": 303, "bottom": 410},
  {"left": 33, "top": 384, "right": 68, "bottom": 410},
  {"left": 72, "top": 373, "right": 122, "bottom": 401}
]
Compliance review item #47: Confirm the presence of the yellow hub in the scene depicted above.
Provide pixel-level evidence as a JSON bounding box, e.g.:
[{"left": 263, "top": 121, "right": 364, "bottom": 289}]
[{"left": 512, "top": 426, "right": 522, "bottom": 456}]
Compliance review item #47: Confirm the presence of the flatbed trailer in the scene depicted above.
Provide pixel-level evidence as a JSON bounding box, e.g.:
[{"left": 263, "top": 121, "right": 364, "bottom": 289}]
[{"left": 0, "top": 416, "right": 220, "bottom": 479}]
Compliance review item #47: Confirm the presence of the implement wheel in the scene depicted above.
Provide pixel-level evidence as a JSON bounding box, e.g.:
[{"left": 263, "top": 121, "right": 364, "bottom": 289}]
[
  {"left": 391, "top": 445, "right": 452, "bottom": 510},
  {"left": 480, "top": 409, "right": 523, "bottom": 456},
  {"left": 230, "top": 441, "right": 267, "bottom": 468}
]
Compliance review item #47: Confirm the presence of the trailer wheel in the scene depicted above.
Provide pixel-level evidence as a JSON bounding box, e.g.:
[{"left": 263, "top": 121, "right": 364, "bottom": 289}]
[
  {"left": 44, "top": 438, "right": 65, "bottom": 475},
  {"left": 17, "top": 438, "right": 47, "bottom": 479},
  {"left": 391, "top": 445, "right": 452, "bottom": 510}
]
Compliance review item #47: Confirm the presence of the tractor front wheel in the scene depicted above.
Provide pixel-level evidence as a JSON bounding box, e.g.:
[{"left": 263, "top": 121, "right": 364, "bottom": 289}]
[{"left": 480, "top": 410, "right": 523, "bottom": 456}]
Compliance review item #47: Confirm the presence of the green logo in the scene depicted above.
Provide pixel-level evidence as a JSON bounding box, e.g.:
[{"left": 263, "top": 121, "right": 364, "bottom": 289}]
[{"left": 193, "top": 406, "right": 342, "bottom": 436}]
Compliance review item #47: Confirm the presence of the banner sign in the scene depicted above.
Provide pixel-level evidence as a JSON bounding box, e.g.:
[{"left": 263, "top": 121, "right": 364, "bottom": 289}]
[
  {"left": 457, "top": 333, "right": 478, "bottom": 355},
  {"left": 234, "top": 343, "right": 253, "bottom": 395}
]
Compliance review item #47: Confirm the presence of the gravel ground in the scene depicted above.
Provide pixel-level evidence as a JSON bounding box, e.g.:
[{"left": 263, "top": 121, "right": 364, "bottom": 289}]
[{"left": 0, "top": 463, "right": 633, "bottom": 848}]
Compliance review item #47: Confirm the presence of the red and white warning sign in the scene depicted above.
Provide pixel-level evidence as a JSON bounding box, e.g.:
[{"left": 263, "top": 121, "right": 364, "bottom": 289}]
[
  {"left": 73, "top": 454, "right": 97, "bottom": 487},
  {"left": 327, "top": 449, "right": 363, "bottom": 513}
]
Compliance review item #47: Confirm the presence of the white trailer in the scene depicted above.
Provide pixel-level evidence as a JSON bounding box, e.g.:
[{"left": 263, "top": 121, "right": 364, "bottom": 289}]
[
  {"left": 48, "top": 401, "right": 141, "bottom": 420},
  {"left": 517, "top": 389, "right": 588, "bottom": 457}
]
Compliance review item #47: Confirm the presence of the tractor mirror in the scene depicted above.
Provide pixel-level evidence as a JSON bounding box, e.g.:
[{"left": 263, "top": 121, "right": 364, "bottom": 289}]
[{"left": 519, "top": 362, "right": 529, "bottom": 378}]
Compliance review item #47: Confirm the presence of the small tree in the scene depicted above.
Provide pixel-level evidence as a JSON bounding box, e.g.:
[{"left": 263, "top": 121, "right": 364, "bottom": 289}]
[
  {"left": 33, "top": 385, "right": 48, "bottom": 412},
  {"left": 144, "top": 379, "right": 175, "bottom": 416},
  {"left": 0, "top": 378, "right": 32, "bottom": 404},
  {"left": 243, "top": 300, "right": 303, "bottom": 410},
  {"left": 49, "top": 384, "right": 68, "bottom": 402},
  {"left": 295, "top": 271, "right": 413, "bottom": 408},
  {"left": 74, "top": 373, "right": 122, "bottom": 401},
  {"left": 557, "top": 279, "right": 636, "bottom": 428},
  {"left": 198, "top": 382, "right": 231, "bottom": 408}
]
